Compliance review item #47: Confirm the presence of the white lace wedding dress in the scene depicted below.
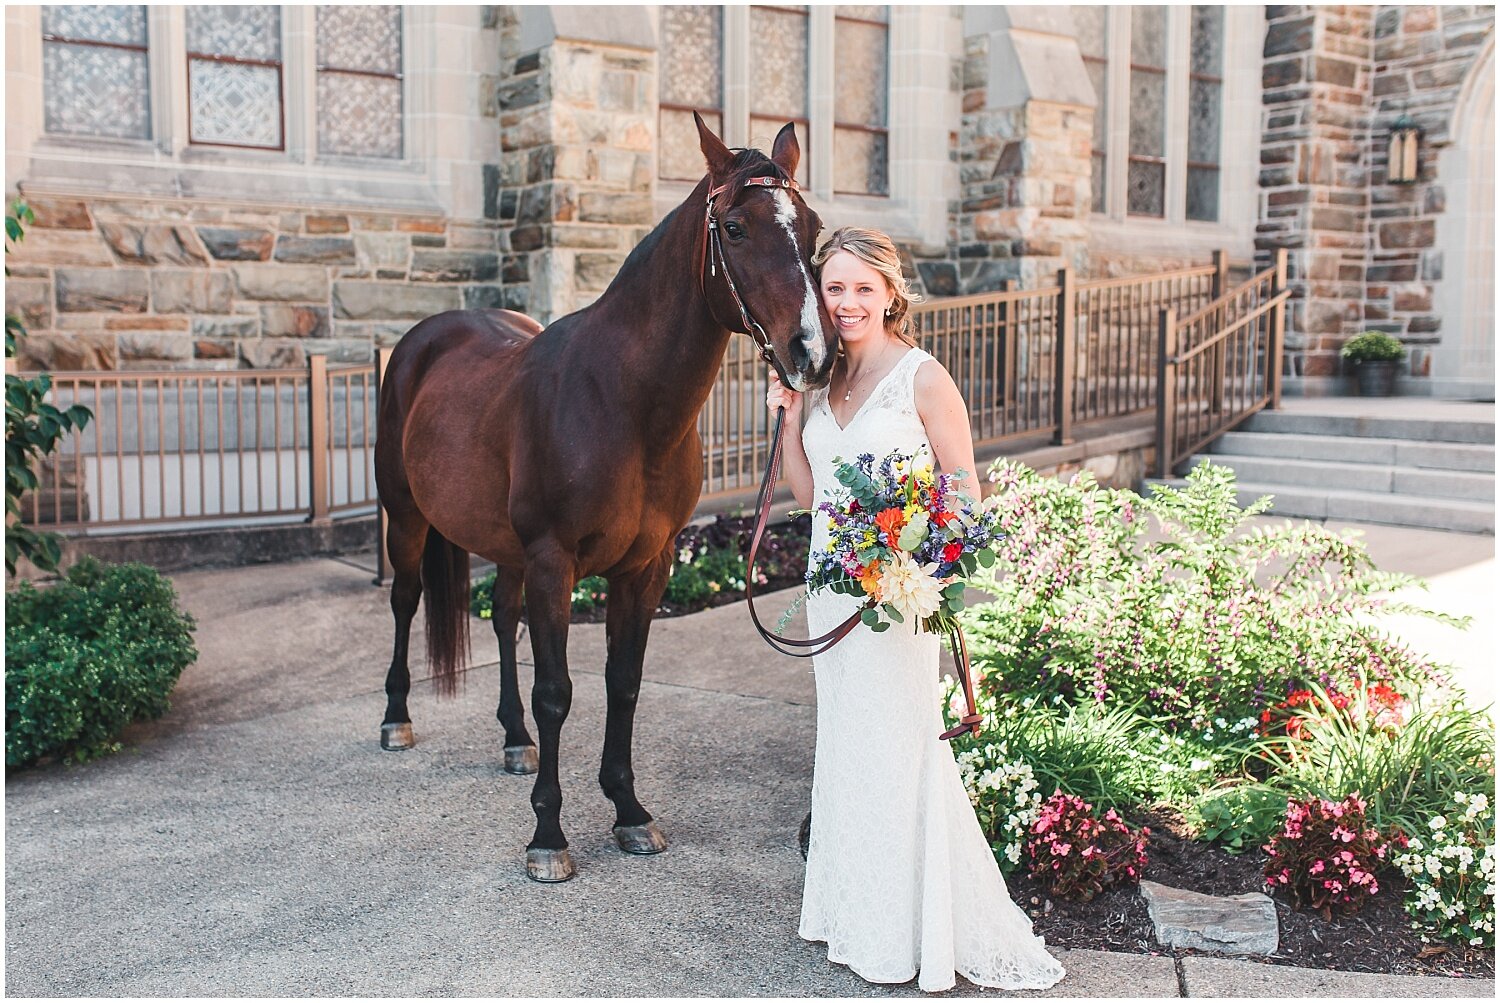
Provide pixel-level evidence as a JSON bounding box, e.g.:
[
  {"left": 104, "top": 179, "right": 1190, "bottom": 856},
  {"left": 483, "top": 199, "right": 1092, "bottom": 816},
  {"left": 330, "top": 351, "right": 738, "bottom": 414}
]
[{"left": 797, "top": 346, "right": 1066, "bottom": 993}]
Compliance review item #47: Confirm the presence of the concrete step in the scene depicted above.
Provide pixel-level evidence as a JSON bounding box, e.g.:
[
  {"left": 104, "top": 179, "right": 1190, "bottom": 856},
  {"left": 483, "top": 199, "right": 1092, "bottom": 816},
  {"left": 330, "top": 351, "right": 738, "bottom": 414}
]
[
  {"left": 1241, "top": 410, "right": 1495, "bottom": 444},
  {"left": 1146, "top": 478, "right": 1495, "bottom": 534},
  {"left": 1188, "top": 455, "right": 1495, "bottom": 501},
  {"left": 1211, "top": 431, "right": 1496, "bottom": 473}
]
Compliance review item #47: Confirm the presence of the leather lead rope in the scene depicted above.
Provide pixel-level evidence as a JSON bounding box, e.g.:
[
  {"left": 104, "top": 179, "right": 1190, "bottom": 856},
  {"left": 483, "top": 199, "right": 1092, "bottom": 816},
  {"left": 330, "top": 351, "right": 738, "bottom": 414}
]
[{"left": 744, "top": 409, "right": 983, "bottom": 741}]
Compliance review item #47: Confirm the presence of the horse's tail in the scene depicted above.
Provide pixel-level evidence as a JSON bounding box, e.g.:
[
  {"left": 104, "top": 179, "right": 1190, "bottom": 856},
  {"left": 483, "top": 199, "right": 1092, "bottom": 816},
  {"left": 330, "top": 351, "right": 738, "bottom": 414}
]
[{"left": 421, "top": 528, "right": 470, "bottom": 697}]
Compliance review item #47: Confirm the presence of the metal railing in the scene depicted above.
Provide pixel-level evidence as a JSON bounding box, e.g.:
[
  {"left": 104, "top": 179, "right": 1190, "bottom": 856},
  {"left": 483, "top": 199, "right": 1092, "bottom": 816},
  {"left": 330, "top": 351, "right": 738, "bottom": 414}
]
[
  {"left": 1155, "top": 249, "right": 1290, "bottom": 477},
  {"left": 698, "top": 258, "right": 1227, "bottom": 501},
  {"left": 13, "top": 354, "right": 385, "bottom": 533},
  {"left": 16, "top": 252, "right": 1254, "bottom": 537}
]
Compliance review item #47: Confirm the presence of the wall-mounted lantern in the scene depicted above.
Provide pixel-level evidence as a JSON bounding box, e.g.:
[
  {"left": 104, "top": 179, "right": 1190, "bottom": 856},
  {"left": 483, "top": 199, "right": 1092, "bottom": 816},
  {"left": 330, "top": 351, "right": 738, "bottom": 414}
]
[{"left": 1387, "top": 113, "right": 1423, "bottom": 185}]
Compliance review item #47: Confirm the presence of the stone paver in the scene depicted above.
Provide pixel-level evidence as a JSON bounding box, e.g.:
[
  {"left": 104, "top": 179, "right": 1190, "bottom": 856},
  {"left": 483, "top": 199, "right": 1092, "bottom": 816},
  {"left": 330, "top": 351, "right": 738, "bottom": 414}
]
[
  {"left": 1140, "top": 880, "right": 1278, "bottom": 956},
  {"left": 1182, "top": 956, "right": 1493, "bottom": 998}
]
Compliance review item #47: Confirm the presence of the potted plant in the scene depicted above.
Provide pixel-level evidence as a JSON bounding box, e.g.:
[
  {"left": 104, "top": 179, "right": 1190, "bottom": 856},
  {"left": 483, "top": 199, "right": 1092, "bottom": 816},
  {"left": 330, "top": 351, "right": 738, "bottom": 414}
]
[{"left": 1339, "top": 331, "right": 1406, "bottom": 397}]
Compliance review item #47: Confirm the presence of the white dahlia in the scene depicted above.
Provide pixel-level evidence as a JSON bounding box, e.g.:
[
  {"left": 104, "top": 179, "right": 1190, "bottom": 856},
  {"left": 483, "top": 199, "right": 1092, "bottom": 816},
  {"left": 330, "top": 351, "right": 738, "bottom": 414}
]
[{"left": 877, "top": 550, "right": 944, "bottom": 623}]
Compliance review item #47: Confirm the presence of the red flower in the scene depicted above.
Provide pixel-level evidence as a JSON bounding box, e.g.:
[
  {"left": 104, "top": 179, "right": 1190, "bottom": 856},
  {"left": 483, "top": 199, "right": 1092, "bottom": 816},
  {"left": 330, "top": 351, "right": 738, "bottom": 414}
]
[{"left": 942, "top": 542, "right": 963, "bottom": 563}]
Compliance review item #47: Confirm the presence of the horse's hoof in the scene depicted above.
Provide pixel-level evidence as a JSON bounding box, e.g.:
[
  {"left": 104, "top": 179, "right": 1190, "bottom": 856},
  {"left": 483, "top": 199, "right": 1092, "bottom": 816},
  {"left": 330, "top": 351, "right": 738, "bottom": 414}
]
[
  {"left": 503, "top": 744, "right": 538, "bottom": 774},
  {"left": 798, "top": 811, "right": 811, "bottom": 860},
  {"left": 613, "top": 820, "right": 668, "bottom": 855},
  {"left": 380, "top": 722, "right": 415, "bottom": 751},
  {"left": 526, "top": 847, "right": 576, "bottom": 883}
]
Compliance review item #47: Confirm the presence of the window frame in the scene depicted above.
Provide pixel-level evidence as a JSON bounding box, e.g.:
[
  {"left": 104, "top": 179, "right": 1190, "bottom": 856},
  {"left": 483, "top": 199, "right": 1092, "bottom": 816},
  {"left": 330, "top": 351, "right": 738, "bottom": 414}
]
[
  {"left": 1084, "top": 4, "right": 1262, "bottom": 257},
  {"left": 657, "top": 5, "right": 725, "bottom": 183},
  {"left": 653, "top": 5, "right": 953, "bottom": 252},
  {"left": 40, "top": 6, "right": 154, "bottom": 142},
  {"left": 184, "top": 6, "right": 288, "bottom": 153},
  {"left": 313, "top": 5, "right": 407, "bottom": 162},
  {"left": 17, "top": 6, "right": 462, "bottom": 217},
  {"left": 830, "top": 6, "right": 890, "bottom": 198}
]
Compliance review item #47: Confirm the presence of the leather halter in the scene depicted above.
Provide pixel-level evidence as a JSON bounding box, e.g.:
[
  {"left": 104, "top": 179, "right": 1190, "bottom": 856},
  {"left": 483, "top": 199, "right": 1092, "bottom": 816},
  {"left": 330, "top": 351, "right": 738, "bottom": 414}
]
[{"left": 702, "top": 174, "right": 800, "bottom": 365}]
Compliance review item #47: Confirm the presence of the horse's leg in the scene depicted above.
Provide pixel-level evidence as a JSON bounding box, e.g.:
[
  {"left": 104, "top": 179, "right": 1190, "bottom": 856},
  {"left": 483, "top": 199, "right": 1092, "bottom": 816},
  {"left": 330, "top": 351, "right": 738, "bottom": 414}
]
[
  {"left": 380, "top": 511, "right": 429, "bottom": 751},
  {"left": 491, "top": 565, "right": 538, "bottom": 774},
  {"left": 600, "top": 545, "right": 674, "bottom": 855},
  {"left": 521, "top": 540, "right": 577, "bottom": 882}
]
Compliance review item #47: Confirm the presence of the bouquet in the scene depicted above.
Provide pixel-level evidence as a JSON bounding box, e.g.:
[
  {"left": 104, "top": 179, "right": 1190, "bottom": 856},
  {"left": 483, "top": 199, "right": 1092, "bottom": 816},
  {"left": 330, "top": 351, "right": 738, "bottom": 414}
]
[{"left": 792, "top": 447, "right": 1001, "bottom": 634}]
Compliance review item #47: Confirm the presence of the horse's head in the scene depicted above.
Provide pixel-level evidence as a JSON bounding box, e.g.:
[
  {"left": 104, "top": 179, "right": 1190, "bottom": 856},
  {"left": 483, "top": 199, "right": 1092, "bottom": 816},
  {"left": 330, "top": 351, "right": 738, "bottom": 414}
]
[{"left": 695, "top": 114, "right": 838, "bottom": 393}]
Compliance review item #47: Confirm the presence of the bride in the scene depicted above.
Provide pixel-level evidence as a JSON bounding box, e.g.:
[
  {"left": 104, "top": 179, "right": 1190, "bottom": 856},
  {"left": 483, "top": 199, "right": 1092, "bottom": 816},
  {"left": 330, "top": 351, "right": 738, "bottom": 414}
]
[{"left": 765, "top": 227, "right": 1066, "bottom": 993}]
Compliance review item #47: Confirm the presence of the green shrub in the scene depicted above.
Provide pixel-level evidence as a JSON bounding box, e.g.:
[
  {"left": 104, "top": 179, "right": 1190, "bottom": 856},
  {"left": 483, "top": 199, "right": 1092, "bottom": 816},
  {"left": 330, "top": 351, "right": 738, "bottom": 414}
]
[
  {"left": 6, "top": 200, "right": 91, "bottom": 574},
  {"left": 1394, "top": 791, "right": 1495, "bottom": 948},
  {"left": 963, "top": 461, "right": 1457, "bottom": 730},
  {"left": 6, "top": 558, "right": 197, "bottom": 767},
  {"left": 946, "top": 686, "right": 1154, "bottom": 812},
  {"left": 954, "top": 740, "right": 1043, "bottom": 873},
  {"left": 468, "top": 511, "right": 806, "bottom": 619},
  {"left": 1205, "top": 683, "right": 1495, "bottom": 847},
  {"left": 1340, "top": 330, "right": 1407, "bottom": 363}
]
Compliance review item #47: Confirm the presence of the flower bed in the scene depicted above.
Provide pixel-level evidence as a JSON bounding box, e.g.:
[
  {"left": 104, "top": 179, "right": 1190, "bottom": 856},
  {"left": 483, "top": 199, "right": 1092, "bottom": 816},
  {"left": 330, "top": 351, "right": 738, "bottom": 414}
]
[
  {"left": 469, "top": 512, "right": 811, "bottom": 623},
  {"left": 943, "top": 461, "right": 1495, "bottom": 976}
]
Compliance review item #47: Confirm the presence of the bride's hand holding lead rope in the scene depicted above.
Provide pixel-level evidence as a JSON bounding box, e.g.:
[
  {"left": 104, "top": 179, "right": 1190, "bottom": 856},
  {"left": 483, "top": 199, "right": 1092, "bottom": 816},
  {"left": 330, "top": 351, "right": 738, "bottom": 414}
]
[{"left": 768, "top": 367, "right": 804, "bottom": 413}]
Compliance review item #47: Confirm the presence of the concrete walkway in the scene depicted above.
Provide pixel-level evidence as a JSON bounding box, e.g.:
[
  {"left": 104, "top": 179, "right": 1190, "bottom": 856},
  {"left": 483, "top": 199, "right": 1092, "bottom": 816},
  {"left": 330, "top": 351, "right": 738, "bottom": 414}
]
[{"left": 4, "top": 517, "right": 1495, "bottom": 996}]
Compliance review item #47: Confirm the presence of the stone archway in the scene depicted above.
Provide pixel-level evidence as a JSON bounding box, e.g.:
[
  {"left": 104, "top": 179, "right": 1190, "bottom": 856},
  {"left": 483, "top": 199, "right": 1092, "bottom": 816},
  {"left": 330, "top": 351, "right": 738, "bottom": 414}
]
[{"left": 1432, "top": 37, "right": 1495, "bottom": 399}]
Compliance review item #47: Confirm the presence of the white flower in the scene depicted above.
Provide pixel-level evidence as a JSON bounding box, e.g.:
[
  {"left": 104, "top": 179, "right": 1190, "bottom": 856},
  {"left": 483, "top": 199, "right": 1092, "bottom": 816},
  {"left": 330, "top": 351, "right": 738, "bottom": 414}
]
[
  {"left": 1190, "top": 758, "right": 1213, "bottom": 772},
  {"left": 877, "top": 550, "right": 944, "bottom": 622},
  {"left": 1429, "top": 815, "right": 1447, "bottom": 831}
]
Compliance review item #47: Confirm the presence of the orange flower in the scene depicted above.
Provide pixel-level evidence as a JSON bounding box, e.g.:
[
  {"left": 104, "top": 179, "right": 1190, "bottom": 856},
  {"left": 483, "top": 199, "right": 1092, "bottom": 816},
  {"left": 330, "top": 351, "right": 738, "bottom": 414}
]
[
  {"left": 874, "top": 507, "right": 907, "bottom": 543},
  {"left": 859, "top": 562, "right": 882, "bottom": 597}
]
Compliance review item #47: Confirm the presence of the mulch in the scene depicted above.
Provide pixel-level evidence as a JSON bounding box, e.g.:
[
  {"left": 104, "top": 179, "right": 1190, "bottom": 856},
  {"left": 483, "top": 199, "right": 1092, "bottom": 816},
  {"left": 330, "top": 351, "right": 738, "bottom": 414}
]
[
  {"left": 551, "top": 518, "right": 1496, "bottom": 980},
  {"left": 1013, "top": 807, "right": 1495, "bottom": 979}
]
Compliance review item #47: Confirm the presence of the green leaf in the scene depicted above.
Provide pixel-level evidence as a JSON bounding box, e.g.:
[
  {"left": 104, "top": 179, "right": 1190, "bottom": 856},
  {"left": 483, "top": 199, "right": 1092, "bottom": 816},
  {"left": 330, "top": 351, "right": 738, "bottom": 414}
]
[
  {"left": 870, "top": 621, "right": 890, "bottom": 633},
  {"left": 860, "top": 608, "right": 880, "bottom": 627},
  {"left": 976, "top": 548, "right": 995, "bottom": 568},
  {"left": 883, "top": 603, "right": 903, "bottom": 624}
]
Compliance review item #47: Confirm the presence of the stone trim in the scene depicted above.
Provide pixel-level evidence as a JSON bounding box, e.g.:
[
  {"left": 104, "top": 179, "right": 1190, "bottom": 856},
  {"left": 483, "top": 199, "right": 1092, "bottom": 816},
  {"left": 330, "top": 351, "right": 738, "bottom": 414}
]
[{"left": 5, "top": 194, "right": 499, "bottom": 371}]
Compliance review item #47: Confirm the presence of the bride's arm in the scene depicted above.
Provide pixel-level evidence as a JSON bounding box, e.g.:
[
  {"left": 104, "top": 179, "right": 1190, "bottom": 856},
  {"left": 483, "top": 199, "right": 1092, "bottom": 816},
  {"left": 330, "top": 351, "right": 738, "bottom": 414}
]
[
  {"left": 914, "top": 360, "right": 982, "bottom": 502},
  {"left": 765, "top": 370, "right": 814, "bottom": 510}
]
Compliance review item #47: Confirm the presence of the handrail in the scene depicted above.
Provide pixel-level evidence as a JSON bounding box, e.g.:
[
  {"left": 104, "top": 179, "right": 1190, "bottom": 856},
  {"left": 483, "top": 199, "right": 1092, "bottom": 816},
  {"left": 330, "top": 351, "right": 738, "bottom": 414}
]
[
  {"left": 1077, "top": 264, "right": 1217, "bottom": 292},
  {"left": 909, "top": 285, "right": 1060, "bottom": 312},
  {"left": 1154, "top": 248, "right": 1289, "bottom": 478},
  {"left": 1176, "top": 263, "right": 1276, "bottom": 330},
  {"left": 1174, "top": 290, "right": 1289, "bottom": 364}
]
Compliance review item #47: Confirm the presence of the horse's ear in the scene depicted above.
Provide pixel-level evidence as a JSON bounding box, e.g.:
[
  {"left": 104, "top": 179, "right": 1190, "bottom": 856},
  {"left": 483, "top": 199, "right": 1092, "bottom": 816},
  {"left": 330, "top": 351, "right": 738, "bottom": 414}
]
[
  {"left": 771, "top": 122, "right": 801, "bottom": 181},
  {"left": 695, "top": 111, "right": 735, "bottom": 181}
]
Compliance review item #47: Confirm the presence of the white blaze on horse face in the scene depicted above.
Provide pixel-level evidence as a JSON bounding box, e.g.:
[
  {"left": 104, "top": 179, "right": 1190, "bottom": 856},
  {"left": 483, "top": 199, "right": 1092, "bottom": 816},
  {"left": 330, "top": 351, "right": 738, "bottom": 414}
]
[{"left": 772, "top": 189, "right": 828, "bottom": 390}]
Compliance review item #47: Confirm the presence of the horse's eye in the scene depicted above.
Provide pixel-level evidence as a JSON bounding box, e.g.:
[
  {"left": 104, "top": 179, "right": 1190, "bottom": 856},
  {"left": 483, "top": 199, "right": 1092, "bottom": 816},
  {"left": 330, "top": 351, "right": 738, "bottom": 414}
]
[{"left": 724, "top": 221, "right": 745, "bottom": 240}]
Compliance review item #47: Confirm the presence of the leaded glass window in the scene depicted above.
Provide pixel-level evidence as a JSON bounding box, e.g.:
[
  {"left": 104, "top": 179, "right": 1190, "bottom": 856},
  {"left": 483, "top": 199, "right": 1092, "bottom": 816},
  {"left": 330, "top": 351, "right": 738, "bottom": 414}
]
[
  {"left": 749, "top": 5, "right": 809, "bottom": 187},
  {"left": 1126, "top": 6, "right": 1166, "bottom": 217},
  {"left": 659, "top": 6, "right": 723, "bottom": 182},
  {"left": 42, "top": 5, "right": 151, "bottom": 140},
  {"left": 1072, "top": 6, "right": 1107, "bottom": 213},
  {"left": 1187, "top": 6, "right": 1223, "bottom": 222},
  {"left": 186, "top": 5, "right": 284, "bottom": 150},
  {"left": 832, "top": 6, "right": 888, "bottom": 196},
  {"left": 316, "top": 6, "right": 402, "bottom": 159}
]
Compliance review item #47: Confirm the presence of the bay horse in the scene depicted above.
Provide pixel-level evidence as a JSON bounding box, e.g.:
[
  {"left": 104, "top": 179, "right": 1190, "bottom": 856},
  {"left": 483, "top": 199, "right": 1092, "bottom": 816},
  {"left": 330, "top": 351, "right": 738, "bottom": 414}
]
[{"left": 374, "top": 115, "right": 837, "bottom": 882}]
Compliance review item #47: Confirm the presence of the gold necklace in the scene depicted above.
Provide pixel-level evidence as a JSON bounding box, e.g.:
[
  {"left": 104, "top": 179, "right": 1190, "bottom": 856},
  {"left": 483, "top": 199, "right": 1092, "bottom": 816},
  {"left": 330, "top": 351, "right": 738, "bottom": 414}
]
[{"left": 840, "top": 347, "right": 889, "bottom": 403}]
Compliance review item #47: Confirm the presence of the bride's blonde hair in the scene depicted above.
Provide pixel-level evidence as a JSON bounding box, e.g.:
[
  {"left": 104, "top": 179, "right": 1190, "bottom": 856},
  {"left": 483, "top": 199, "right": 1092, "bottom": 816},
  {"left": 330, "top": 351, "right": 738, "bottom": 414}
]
[{"left": 811, "top": 226, "right": 923, "bottom": 347}]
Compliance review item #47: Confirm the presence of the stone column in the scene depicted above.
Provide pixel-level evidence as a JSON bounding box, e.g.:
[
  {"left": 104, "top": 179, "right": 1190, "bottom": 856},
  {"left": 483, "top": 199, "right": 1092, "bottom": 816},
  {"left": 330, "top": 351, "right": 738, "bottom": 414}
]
[
  {"left": 492, "top": 7, "right": 656, "bottom": 326},
  {"left": 1257, "top": 6, "right": 1376, "bottom": 386},
  {"left": 1366, "top": 4, "right": 1495, "bottom": 383},
  {"left": 952, "top": 9, "right": 1093, "bottom": 294}
]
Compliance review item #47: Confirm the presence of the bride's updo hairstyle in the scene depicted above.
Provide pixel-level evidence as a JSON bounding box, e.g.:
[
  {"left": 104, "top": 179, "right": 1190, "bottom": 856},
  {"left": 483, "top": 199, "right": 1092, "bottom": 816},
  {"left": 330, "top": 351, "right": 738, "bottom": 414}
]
[{"left": 811, "top": 226, "right": 923, "bottom": 347}]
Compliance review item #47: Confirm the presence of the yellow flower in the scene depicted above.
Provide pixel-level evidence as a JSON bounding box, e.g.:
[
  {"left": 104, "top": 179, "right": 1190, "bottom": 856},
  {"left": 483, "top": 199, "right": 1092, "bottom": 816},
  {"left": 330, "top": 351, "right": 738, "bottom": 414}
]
[{"left": 877, "top": 551, "right": 943, "bottom": 622}]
